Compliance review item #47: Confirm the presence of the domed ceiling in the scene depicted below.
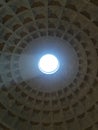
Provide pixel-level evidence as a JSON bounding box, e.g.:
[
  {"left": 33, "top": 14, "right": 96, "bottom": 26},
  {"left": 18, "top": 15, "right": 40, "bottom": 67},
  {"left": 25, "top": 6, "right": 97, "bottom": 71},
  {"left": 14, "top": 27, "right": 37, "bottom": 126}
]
[{"left": 0, "top": 0, "right": 98, "bottom": 130}]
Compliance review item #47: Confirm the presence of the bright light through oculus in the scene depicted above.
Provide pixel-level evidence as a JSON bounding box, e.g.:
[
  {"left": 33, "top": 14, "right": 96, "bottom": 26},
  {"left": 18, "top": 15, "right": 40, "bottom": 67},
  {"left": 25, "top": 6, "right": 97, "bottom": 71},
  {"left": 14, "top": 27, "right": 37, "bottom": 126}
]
[{"left": 38, "top": 54, "right": 60, "bottom": 74}]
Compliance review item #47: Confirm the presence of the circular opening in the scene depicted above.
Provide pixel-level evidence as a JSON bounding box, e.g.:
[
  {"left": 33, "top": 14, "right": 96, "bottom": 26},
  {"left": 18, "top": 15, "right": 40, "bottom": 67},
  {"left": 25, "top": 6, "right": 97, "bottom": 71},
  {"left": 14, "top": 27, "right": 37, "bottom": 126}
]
[{"left": 38, "top": 54, "right": 60, "bottom": 74}]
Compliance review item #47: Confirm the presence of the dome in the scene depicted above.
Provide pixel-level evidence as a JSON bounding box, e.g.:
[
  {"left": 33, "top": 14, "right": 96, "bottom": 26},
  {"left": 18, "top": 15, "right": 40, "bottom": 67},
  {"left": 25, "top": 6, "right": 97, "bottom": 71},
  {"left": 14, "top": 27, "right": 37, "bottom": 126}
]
[{"left": 0, "top": 0, "right": 98, "bottom": 130}]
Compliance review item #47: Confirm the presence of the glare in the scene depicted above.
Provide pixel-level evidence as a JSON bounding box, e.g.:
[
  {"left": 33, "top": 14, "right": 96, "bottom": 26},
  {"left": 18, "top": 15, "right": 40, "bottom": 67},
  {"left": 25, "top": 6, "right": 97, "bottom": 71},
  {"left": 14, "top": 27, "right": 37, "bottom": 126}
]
[{"left": 38, "top": 54, "right": 60, "bottom": 74}]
